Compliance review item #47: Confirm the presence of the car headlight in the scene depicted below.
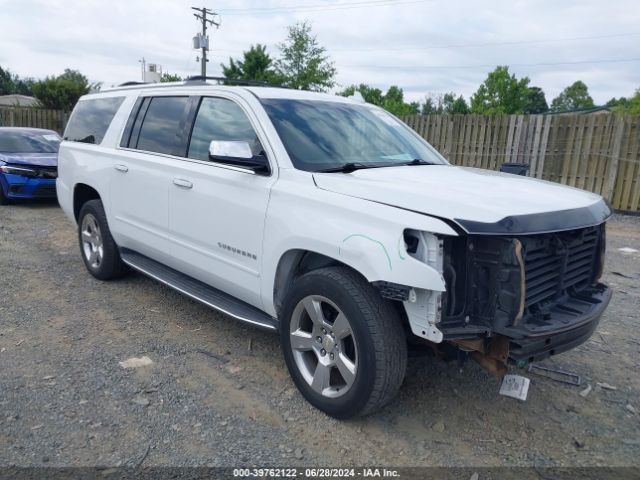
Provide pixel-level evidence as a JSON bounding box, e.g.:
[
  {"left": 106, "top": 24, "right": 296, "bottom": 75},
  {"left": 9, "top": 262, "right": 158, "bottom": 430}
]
[{"left": 0, "top": 165, "right": 37, "bottom": 176}]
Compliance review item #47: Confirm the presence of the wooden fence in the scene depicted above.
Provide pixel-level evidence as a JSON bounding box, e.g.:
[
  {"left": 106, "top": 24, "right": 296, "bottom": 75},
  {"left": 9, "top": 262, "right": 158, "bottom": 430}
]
[
  {"left": 0, "top": 107, "right": 69, "bottom": 134},
  {"left": 1, "top": 106, "right": 639, "bottom": 211},
  {"left": 401, "top": 113, "right": 640, "bottom": 212}
]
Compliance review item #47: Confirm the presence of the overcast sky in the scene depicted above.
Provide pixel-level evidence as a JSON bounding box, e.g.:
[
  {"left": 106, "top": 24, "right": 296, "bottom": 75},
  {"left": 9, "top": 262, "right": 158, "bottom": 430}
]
[{"left": 1, "top": 0, "right": 638, "bottom": 104}]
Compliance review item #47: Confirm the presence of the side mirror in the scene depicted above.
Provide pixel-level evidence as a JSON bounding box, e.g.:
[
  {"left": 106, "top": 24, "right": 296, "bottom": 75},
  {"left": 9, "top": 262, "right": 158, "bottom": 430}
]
[{"left": 208, "top": 140, "right": 270, "bottom": 175}]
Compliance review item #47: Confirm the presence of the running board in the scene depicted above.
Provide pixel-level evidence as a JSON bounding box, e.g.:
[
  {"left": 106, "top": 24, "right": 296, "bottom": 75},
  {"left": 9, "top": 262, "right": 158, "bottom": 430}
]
[{"left": 120, "top": 249, "right": 278, "bottom": 331}]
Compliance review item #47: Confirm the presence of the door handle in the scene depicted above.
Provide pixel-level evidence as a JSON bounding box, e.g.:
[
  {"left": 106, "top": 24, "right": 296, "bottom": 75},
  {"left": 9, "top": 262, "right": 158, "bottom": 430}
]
[
  {"left": 173, "top": 178, "right": 193, "bottom": 189},
  {"left": 114, "top": 164, "right": 129, "bottom": 172}
]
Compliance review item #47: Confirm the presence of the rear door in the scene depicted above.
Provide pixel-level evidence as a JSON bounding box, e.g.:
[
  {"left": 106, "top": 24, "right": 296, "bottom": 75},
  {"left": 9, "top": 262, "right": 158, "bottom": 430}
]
[
  {"left": 111, "top": 95, "right": 192, "bottom": 263},
  {"left": 167, "top": 95, "right": 277, "bottom": 308}
]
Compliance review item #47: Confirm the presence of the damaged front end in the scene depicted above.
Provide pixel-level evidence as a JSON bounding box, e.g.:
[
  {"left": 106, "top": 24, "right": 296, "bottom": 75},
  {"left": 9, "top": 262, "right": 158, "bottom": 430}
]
[{"left": 438, "top": 223, "right": 611, "bottom": 373}]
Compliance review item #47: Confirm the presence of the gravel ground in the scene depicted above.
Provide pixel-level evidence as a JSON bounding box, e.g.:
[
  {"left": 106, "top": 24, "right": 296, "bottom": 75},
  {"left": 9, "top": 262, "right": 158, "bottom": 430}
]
[{"left": 0, "top": 201, "right": 639, "bottom": 469}]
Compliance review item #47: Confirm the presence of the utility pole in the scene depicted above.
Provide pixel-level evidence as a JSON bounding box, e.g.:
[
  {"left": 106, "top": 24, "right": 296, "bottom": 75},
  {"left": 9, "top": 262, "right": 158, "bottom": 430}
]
[
  {"left": 191, "top": 7, "right": 220, "bottom": 78},
  {"left": 138, "top": 57, "right": 146, "bottom": 81}
]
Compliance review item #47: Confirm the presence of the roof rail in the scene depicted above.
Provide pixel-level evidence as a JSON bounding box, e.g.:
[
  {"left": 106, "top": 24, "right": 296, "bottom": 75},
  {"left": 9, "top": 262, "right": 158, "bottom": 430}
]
[
  {"left": 185, "top": 76, "right": 288, "bottom": 88},
  {"left": 118, "top": 81, "right": 149, "bottom": 87}
]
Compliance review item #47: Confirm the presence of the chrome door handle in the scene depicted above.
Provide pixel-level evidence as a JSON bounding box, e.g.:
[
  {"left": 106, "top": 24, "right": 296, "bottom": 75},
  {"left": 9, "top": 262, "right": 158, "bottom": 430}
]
[
  {"left": 173, "top": 178, "right": 193, "bottom": 189},
  {"left": 114, "top": 164, "right": 129, "bottom": 172}
]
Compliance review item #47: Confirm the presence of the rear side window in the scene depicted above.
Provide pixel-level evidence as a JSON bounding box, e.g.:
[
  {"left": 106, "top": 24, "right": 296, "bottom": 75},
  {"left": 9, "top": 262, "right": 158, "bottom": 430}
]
[
  {"left": 135, "top": 96, "right": 189, "bottom": 155},
  {"left": 64, "top": 97, "right": 125, "bottom": 144}
]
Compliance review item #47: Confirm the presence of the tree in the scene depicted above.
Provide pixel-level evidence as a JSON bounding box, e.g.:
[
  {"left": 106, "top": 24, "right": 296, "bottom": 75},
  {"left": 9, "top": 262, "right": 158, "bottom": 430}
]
[
  {"left": 421, "top": 95, "right": 440, "bottom": 115},
  {"left": 221, "top": 44, "right": 279, "bottom": 83},
  {"left": 524, "top": 87, "right": 548, "bottom": 114},
  {"left": 606, "top": 96, "right": 629, "bottom": 109},
  {"left": 0, "top": 66, "right": 34, "bottom": 96},
  {"left": 338, "top": 84, "right": 384, "bottom": 106},
  {"left": 551, "top": 81, "right": 594, "bottom": 112},
  {"left": 32, "top": 69, "right": 92, "bottom": 110},
  {"left": 470, "top": 66, "right": 530, "bottom": 114},
  {"left": 610, "top": 88, "right": 640, "bottom": 114},
  {"left": 380, "top": 86, "right": 419, "bottom": 116},
  {"left": 338, "top": 84, "right": 418, "bottom": 115},
  {"left": 421, "top": 93, "right": 469, "bottom": 114},
  {"left": 161, "top": 72, "right": 183, "bottom": 82},
  {"left": 447, "top": 94, "right": 470, "bottom": 114},
  {"left": 275, "top": 21, "right": 336, "bottom": 91}
]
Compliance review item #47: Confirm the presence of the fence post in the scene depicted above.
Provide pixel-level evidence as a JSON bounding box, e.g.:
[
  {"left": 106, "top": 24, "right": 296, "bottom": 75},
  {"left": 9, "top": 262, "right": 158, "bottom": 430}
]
[{"left": 603, "top": 115, "right": 625, "bottom": 202}]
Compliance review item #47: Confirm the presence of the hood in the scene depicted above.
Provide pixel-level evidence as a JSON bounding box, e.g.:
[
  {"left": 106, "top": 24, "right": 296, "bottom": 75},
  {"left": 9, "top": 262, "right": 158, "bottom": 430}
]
[
  {"left": 0, "top": 152, "right": 58, "bottom": 167},
  {"left": 313, "top": 165, "right": 610, "bottom": 235}
]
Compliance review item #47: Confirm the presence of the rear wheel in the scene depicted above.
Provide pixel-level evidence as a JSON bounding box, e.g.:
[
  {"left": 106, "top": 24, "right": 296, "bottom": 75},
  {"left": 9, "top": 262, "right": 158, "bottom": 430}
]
[
  {"left": 280, "top": 266, "right": 407, "bottom": 418},
  {"left": 78, "top": 199, "right": 128, "bottom": 280}
]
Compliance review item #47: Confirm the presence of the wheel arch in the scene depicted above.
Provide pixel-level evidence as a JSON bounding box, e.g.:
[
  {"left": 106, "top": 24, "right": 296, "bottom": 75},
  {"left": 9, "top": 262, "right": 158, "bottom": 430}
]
[
  {"left": 73, "top": 183, "right": 101, "bottom": 221},
  {"left": 272, "top": 249, "right": 409, "bottom": 328},
  {"left": 273, "top": 249, "right": 357, "bottom": 317}
]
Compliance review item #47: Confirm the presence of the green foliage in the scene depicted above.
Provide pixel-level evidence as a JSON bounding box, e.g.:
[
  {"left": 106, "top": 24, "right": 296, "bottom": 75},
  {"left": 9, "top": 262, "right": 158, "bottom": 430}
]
[
  {"left": 338, "top": 84, "right": 384, "bottom": 105},
  {"left": 0, "top": 66, "right": 35, "bottom": 96},
  {"left": 523, "top": 87, "right": 548, "bottom": 114},
  {"left": 550, "top": 81, "right": 594, "bottom": 112},
  {"left": 421, "top": 93, "right": 469, "bottom": 114},
  {"left": 221, "top": 44, "right": 279, "bottom": 83},
  {"left": 610, "top": 88, "right": 640, "bottom": 114},
  {"left": 380, "top": 86, "right": 418, "bottom": 115},
  {"left": 470, "top": 66, "right": 530, "bottom": 114},
  {"left": 32, "top": 69, "right": 93, "bottom": 110},
  {"left": 161, "top": 72, "right": 183, "bottom": 83},
  {"left": 338, "top": 84, "right": 418, "bottom": 115},
  {"left": 275, "top": 21, "right": 336, "bottom": 91}
]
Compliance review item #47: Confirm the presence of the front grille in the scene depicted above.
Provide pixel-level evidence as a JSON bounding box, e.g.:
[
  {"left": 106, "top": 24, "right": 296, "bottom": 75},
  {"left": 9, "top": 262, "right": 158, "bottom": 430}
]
[
  {"left": 34, "top": 166, "right": 58, "bottom": 179},
  {"left": 523, "top": 226, "right": 600, "bottom": 312},
  {"left": 32, "top": 184, "right": 57, "bottom": 197},
  {"left": 440, "top": 223, "right": 605, "bottom": 335}
]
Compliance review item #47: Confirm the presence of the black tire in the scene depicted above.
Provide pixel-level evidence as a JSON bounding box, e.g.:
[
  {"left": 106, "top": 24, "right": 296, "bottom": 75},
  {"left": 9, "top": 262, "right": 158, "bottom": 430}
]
[
  {"left": 77, "top": 199, "right": 128, "bottom": 280},
  {"left": 0, "top": 184, "right": 10, "bottom": 205},
  {"left": 280, "top": 266, "right": 407, "bottom": 419}
]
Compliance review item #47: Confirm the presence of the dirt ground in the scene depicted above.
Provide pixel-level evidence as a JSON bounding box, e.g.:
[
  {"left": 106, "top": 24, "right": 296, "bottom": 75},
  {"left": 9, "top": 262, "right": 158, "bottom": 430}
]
[{"left": 0, "top": 201, "right": 639, "bottom": 469}]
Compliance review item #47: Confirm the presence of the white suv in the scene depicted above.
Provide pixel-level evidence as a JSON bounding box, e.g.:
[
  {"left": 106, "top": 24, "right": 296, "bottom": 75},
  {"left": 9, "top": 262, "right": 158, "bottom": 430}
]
[{"left": 57, "top": 79, "right": 611, "bottom": 418}]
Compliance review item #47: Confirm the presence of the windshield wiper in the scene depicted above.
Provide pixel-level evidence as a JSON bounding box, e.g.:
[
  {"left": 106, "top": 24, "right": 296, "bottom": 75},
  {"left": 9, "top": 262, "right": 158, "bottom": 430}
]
[
  {"left": 316, "top": 162, "right": 388, "bottom": 173},
  {"left": 405, "top": 158, "right": 438, "bottom": 166}
]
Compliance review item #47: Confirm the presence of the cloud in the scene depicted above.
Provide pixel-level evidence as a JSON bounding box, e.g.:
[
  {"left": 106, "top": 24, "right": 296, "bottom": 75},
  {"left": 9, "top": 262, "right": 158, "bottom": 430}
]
[{"left": 0, "top": 0, "right": 638, "bottom": 102}]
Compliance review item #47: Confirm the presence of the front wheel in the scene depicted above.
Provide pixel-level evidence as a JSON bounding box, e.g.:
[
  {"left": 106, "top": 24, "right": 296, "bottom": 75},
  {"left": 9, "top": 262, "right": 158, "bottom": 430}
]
[
  {"left": 0, "top": 184, "right": 10, "bottom": 205},
  {"left": 280, "top": 266, "right": 407, "bottom": 418}
]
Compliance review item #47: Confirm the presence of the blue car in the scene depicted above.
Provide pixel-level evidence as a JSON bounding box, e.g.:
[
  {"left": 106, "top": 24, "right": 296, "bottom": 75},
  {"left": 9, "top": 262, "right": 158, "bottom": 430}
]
[{"left": 0, "top": 127, "right": 61, "bottom": 204}]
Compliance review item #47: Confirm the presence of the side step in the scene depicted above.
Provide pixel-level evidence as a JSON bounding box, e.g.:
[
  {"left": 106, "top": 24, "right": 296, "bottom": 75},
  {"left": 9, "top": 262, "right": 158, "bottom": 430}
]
[{"left": 120, "top": 249, "right": 278, "bottom": 331}]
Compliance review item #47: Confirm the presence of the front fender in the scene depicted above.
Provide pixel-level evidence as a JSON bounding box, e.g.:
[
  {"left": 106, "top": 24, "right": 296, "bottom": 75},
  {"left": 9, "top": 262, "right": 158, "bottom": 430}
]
[{"left": 260, "top": 173, "right": 457, "bottom": 317}]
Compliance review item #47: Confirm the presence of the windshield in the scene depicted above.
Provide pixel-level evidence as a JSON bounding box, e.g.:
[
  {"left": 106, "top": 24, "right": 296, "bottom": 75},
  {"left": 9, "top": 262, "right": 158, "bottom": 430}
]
[
  {"left": 261, "top": 99, "right": 447, "bottom": 172},
  {"left": 0, "top": 130, "right": 61, "bottom": 154}
]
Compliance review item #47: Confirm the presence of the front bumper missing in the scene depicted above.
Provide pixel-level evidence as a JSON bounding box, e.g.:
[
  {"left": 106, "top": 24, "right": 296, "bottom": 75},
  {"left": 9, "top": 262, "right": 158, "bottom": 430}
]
[
  {"left": 506, "top": 284, "right": 612, "bottom": 362},
  {"left": 448, "top": 283, "right": 611, "bottom": 369}
]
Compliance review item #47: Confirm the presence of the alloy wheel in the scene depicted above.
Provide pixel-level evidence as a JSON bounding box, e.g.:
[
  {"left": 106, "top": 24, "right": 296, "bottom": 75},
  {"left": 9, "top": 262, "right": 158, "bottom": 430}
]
[{"left": 289, "top": 295, "right": 358, "bottom": 398}]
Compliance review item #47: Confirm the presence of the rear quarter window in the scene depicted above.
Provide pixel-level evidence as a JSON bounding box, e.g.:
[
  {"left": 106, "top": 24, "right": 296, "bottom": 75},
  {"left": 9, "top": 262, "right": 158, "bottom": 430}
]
[{"left": 63, "top": 97, "right": 125, "bottom": 144}]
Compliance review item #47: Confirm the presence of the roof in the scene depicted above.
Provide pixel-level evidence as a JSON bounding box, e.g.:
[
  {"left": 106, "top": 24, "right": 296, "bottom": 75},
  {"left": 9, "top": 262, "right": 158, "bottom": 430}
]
[
  {"left": 545, "top": 105, "right": 611, "bottom": 115},
  {"left": 99, "top": 80, "right": 355, "bottom": 103},
  {"left": 0, "top": 127, "right": 58, "bottom": 135},
  {"left": 0, "top": 95, "right": 40, "bottom": 107}
]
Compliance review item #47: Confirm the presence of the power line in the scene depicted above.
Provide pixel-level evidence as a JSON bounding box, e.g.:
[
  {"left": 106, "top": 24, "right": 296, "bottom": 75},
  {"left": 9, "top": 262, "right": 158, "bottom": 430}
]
[
  {"left": 196, "top": 30, "right": 640, "bottom": 57},
  {"left": 328, "top": 31, "right": 640, "bottom": 52},
  {"left": 219, "top": 0, "right": 429, "bottom": 15},
  {"left": 344, "top": 57, "right": 640, "bottom": 70}
]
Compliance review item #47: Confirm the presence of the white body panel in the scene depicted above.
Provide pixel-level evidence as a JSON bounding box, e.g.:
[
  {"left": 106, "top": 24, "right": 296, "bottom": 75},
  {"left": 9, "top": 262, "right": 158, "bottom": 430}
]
[
  {"left": 313, "top": 165, "right": 603, "bottom": 224},
  {"left": 166, "top": 158, "right": 274, "bottom": 307},
  {"left": 57, "top": 82, "right": 609, "bottom": 344}
]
